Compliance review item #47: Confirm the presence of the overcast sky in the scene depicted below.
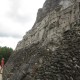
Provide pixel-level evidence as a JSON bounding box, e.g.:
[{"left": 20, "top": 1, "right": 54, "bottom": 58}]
[{"left": 0, "top": 0, "right": 45, "bottom": 49}]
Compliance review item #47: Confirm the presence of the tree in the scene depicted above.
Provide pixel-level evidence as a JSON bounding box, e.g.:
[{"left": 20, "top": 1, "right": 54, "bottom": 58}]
[{"left": 0, "top": 46, "right": 13, "bottom": 64}]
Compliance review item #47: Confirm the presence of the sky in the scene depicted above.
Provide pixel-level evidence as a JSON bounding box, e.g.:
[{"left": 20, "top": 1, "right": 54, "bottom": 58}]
[{"left": 0, "top": 0, "right": 45, "bottom": 49}]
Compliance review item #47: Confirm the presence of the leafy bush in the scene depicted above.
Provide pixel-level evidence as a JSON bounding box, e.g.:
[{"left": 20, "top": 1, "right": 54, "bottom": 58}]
[{"left": 0, "top": 46, "right": 13, "bottom": 64}]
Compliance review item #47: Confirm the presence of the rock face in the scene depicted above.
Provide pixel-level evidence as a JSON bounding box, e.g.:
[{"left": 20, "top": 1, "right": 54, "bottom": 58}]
[
  {"left": 15, "top": 0, "right": 76, "bottom": 51},
  {"left": 3, "top": 0, "right": 80, "bottom": 80}
]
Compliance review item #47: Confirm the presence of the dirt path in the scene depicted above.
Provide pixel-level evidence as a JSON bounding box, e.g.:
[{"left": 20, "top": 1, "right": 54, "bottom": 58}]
[
  {"left": 0, "top": 68, "right": 3, "bottom": 80},
  {"left": 0, "top": 73, "right": 2, "bottom": 80}
]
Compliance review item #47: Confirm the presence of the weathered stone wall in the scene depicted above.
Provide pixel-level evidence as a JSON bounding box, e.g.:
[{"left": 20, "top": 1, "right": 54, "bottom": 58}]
[
  {"left": 3, "top": 23, "right": 80, "bottom": 80},
  {"left": 16, "top": 2, "right": 79, "bottom": 51},
  {"left": 3, "top": 0, "right": 80, "bottom": 80}
]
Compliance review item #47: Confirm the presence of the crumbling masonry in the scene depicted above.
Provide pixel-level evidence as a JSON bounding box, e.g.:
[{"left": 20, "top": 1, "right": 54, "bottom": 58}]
[{"left": 3, "top": 0, "right": 80, "bottom": 80}]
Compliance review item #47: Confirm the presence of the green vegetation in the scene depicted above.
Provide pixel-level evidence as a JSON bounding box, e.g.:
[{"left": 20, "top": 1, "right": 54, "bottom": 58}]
[{"left": 0, "top": 46, "right": 13, "bottom": 64}]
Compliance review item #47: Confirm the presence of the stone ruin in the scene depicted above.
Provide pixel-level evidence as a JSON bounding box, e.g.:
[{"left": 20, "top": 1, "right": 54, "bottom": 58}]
[{"left": 3, "top": 0, "right": 80, "bottom": 80}]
